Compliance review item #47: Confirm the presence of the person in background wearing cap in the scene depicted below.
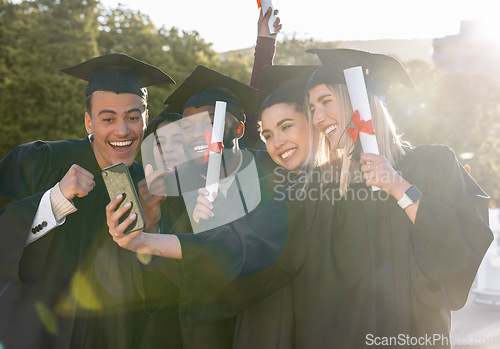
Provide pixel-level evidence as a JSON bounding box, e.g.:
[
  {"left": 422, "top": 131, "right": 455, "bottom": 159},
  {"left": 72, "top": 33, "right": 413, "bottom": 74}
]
[
  {"left": 143, "top": 105, "right": 185, "bottom": 176},
  {"left": 0, "top": 53, "right": 175, "bottom": 349},
  {"left": 292, "top": 48, "right": 492, "bottom": 348},
  {"left": 139, "top": 104, "right": 186, "bottom": 228}
]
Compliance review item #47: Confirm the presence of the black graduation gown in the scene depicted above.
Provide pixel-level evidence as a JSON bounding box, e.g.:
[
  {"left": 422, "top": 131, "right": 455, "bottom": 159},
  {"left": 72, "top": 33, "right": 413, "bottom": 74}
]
[
  {"left": 134, "top": 253, "right": 183, "bottom": 349},
  {"left": 168, "top": 144, "right": 492, "bottom": 349},
  {"left": 0, "top": 138, "right": 148, "bottom": 349},
  {"left": 170, "top": 174, "right": 306, "bottom": 349}
]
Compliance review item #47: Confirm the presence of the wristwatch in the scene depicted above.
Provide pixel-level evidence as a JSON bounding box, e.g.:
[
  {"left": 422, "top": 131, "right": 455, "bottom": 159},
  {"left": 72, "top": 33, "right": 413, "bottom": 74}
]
[{"left": 397, "top": 185, "right": 422, "bottom": 209}]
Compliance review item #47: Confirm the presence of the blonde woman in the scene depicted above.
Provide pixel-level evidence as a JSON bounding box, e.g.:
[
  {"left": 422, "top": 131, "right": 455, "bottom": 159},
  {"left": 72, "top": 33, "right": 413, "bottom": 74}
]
[{"left": 294, "top": 48, "right": 493, "bottom": 348}]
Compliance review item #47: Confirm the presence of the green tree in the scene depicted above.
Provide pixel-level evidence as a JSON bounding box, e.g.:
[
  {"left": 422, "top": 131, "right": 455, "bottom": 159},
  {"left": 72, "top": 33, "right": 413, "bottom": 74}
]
[
  {"left": 215, "top": 50, "right": 254, "bottom": 85},
  {"left": 97, "top": 6, "right": 173, "bottom": 116},
  {"left": 0, "top": 0, "right": 100, "bottom": 158},
  {"left": 96, "top": 5, "right": 221, "bottom": 117},
  {"left": 275, "top": 34, "right": 340, "bottom": 65}
]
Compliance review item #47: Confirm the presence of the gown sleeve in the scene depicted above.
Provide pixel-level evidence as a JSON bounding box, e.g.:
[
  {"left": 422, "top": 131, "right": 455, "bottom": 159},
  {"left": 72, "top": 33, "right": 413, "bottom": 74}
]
[
  {"left": 0, "top": 141, "right": 63, "bottom": 282},
  {"left": 249, "top": 36, "right": 276, "bottom": 89},
  {"left": 244, "top": 36, "right": 277, "bottom": 149},
  {"left": 409, "top": 145, "right": 493, "bottom": 310}
]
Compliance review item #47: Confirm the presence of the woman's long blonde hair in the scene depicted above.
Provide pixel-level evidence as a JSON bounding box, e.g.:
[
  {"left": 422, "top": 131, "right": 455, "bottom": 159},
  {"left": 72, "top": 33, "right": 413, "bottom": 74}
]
[{"left": 305, "top": 83, "right": 409, "bottom": 196}]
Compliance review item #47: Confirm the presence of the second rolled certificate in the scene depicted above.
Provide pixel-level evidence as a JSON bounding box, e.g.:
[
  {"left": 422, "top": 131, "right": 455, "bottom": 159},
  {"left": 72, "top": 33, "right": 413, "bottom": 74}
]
[
  {"left": 344, "top": 66, "right": 380, "bottom": 190},
  {"left": 205, "top": 101, "right": 226, "bottom": 202}
]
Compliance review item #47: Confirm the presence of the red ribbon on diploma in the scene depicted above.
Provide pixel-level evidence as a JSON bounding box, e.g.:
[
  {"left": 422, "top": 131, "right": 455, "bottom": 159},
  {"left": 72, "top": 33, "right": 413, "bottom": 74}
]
[
  {"left": 256, "top": 0, "right": 262, "bottom": 8},
  {"left": 347, "top": 110, "right": 375, "bottom": 143},
  {"left": 204, "top": 130, "right": 224, "bottom": 163}
]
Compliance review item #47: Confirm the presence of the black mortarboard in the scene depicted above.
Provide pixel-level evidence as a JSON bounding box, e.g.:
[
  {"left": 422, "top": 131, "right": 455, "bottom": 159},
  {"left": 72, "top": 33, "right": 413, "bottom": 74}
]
[
  {"left": 305, "top": 48, "right": 414, "bottom": 95},
  {"left": 163, "top": 65, "right": 257, "bottom": 122},
  {"left": 258, "top": 65, "right": 318, "bottom": 108},
  {"left": 60, "top": 53, "right": 175, "bottom": 100}
]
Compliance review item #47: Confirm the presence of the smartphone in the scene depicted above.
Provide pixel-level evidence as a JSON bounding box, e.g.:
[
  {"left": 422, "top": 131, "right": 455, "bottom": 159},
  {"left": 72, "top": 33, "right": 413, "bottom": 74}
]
[{"left": 102, "top": 162, "right": 146, "bottom": 234}]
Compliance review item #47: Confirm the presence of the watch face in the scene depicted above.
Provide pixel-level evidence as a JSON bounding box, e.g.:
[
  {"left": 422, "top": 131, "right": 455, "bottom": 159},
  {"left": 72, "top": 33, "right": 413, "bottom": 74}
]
[{"left": 406, "top": 185, "right": 422, "bottom": 202}]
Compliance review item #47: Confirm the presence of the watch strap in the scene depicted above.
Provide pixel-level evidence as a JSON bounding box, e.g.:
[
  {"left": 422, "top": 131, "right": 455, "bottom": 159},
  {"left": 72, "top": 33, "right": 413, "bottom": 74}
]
[{"left": 397, "top": 185, "right": 422, "bottom": 209}]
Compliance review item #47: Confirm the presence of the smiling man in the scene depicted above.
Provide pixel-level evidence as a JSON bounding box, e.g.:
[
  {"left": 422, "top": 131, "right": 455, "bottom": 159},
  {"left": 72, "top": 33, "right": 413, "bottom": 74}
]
[
  {"left": 86, "top": 91, "right": 147, "bottom": 169},
  {"left": 0, "top": 53, "right": 174, "bottom": 349}
]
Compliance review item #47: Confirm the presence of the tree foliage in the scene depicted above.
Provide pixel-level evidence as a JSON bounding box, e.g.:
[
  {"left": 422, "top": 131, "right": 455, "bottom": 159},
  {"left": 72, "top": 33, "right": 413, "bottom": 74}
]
[
  {"left": 275, "top": 33, "right": 340, "bottom": 65},
  {"left": 95, "top": 5, "right": 222, "bottom": 115},
  {"left": 1, "top": 0, "right": 99, "bottom": 155}
]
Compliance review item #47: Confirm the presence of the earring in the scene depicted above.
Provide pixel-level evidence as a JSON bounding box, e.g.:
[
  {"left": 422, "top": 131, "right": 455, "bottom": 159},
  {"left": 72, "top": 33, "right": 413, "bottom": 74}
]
[{"left": 235, "top": 123, "right": 244, "bottom": 138}]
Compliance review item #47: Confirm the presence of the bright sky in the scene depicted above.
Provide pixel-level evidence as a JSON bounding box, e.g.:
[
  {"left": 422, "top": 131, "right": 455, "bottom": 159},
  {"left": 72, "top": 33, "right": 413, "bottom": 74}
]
[{"left": 100, "top": 0, "right": 497, "bottom": 52}]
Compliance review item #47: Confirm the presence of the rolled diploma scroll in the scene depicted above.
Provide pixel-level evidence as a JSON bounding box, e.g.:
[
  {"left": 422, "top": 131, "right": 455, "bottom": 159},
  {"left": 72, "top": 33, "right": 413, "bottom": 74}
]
[
  {"left": 205, "top": 101, "right": 226, "bottom": 202},
  {"left": 344, "top": 66, "right": 380, "bottom": 191},
  {"left": 258, "top": 0, "right": 277, "bottom": 34}
]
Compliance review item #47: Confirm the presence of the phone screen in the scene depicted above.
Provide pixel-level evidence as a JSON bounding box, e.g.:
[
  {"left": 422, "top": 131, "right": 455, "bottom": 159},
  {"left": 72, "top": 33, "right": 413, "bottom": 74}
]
[{"left": 102, "top": 162, "right": 146, "bottom": 234}]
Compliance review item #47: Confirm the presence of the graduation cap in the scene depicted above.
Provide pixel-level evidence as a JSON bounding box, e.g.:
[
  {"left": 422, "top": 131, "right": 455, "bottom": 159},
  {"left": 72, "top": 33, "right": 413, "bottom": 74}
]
[
  {"left": 258, "top": 65, "right": 318, "bottom": 109},
  {"left": 163, "top": 65, "right": 258, "bottom": 122},
  {"left": 305, "top": 48, "right": 414, "bottom": 95},
  {"left": 60, "top": 53, "right": 175, "bottom": 100}
]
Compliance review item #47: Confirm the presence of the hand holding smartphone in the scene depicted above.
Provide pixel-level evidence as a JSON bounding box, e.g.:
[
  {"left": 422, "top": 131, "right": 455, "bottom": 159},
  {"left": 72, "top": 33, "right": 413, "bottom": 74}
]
[{"left": 102, "top": 162, "right": 146, "bottom": 234}]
